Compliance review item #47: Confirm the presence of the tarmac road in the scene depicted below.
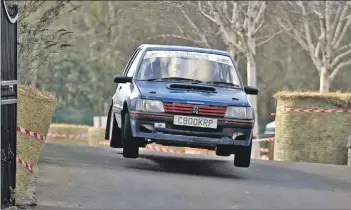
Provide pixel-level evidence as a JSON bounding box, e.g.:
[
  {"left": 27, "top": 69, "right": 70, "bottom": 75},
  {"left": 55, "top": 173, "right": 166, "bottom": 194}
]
[{"left": 34, "top": 143, "right": 351, "bottom": 209}]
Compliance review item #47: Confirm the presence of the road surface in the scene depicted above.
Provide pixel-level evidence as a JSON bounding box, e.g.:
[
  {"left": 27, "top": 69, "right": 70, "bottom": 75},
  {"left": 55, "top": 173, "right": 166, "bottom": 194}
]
[{"left": 34, "top": 143, "right": 351, "bottom": 209}]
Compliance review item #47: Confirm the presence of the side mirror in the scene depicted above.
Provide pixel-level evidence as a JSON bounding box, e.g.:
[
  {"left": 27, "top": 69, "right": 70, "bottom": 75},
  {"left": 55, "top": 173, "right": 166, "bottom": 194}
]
[
  {"left": 244, "top": 86, "right": 259, "bottom": 95},
  {"left": 114, "top": 74, "right": 132, "bottom": 83}
]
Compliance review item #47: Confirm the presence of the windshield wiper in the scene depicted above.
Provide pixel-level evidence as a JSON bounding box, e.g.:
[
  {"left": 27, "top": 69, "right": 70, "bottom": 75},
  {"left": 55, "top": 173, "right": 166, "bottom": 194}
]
[
  {"left": 144, "top": 77, "right": 203, "bottom": 83},
  {"left": 205, "top": 81, "right": 240, "bottom": 88},
  {"left": 144, "top": 78, "right": 160, "bottom": 81}
]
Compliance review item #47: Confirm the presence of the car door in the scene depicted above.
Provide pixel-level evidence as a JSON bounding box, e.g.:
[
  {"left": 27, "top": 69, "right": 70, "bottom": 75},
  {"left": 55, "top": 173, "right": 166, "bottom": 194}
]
[{"left": 114, "top": 48, "right": 143, "bottom": 127}]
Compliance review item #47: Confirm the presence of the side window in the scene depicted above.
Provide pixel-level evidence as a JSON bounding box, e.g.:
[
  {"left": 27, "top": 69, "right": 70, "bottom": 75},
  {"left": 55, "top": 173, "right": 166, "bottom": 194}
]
[
  {"left": 126, "top": 50, "right": 144, "bottom": 77},
  {"left": 123, "top": 48, "right": 141, "bottom": 75}
]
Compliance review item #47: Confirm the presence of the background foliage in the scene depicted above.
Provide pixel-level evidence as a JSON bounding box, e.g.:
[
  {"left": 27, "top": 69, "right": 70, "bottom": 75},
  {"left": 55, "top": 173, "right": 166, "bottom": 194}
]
[{"left": 16, "top": 1, "right": 351, "bottom": 132}]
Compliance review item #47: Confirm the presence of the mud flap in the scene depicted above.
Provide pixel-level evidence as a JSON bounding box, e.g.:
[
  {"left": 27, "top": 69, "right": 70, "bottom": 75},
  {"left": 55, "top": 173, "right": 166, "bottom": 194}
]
[{"left": 105, "top": 104, "right": 112, "bottom": 140}]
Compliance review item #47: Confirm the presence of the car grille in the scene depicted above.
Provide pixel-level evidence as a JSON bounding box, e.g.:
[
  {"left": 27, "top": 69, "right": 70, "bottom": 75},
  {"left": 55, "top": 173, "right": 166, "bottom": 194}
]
[{"left": 163, "top": 102, "right": 226, "bottom": 117}]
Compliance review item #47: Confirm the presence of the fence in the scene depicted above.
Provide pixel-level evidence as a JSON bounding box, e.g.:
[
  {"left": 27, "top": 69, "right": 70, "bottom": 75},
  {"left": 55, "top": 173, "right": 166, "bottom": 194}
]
[{"left": 1, "top": 0, "right": 18, "bottom": 208}]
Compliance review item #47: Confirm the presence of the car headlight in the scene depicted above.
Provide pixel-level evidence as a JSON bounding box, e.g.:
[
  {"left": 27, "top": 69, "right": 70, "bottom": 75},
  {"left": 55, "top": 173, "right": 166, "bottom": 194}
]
[
  {"left": 136, "top": 99, "right": 164, "bottom": 112},
  {"left": 225, "top": 106, "right": 253, "bottom": 119}
]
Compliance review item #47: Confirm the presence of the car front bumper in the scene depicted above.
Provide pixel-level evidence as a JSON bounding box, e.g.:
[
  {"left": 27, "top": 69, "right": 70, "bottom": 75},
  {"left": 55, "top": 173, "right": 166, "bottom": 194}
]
[{"left": 129, "top": 111, "right": 254, "bottom": 148}]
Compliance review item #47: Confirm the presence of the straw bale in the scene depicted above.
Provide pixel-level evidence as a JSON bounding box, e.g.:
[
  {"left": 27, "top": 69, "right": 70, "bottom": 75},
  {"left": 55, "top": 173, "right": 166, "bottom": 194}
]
[
  {"left": 273, "top": 91, "right": 351, "bottom": 165},
  {"left": 16, "top": 85, "right": 56, "bottom": 202},
  {"left": 46, "top": 124, "right": 91, "bottom": 146},
  {"left": 268, "top": 141, "right": 274, "bottom": 160},
  {"left": 88, "top": 127, "right": 106, "bottom": 146},
  {"left": 14, "top": 166, "right": 31, "bottom": 202},
  {"left": 15, "top": 166, "right": 38, "bottom": 204},
  {"left": 48, "top": 123, "right": 90, "bottom": 134}
]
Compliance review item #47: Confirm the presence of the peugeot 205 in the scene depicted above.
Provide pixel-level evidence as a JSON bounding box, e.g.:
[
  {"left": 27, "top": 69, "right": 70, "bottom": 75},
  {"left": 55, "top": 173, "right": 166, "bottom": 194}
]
[{"left": 105, "top": 44, "right": 258, "bottom": 168}]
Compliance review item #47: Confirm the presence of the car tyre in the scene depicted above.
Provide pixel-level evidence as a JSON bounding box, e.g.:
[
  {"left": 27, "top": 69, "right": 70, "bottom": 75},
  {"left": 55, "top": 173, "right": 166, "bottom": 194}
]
[
  {"left": 122, "top": 112, "right": 139, "bottom": 158},
  {"left": 234, "top": 140, "right": 252, "bottom": 168},
  {"left": 215, "top": 146, "right": 232, "bottom": 156},
  {"left": 109, "top": 110, "right": 122, "bottom": 148}
]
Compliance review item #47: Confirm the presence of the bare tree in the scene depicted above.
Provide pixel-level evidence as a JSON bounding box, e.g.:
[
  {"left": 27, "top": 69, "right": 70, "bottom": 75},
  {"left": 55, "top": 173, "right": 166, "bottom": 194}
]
[
  {"left": 137, "top": 1, "right": 222, "bottom": 50},
  {"left": 276, "top": 1, "right": 351, "bottom": 92},
  {"left": 193, "top": 1, "right": 284, "bottom": 137}
]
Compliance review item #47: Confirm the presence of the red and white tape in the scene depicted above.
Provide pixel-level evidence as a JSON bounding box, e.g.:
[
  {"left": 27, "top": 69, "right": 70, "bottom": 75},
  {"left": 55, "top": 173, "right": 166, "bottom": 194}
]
[
  {"left": 253, "top": 138, "right": 275, "bottom": 161},
  {"left": 184, "top": 147, "right": 216, "bottom": 155},
  {"left": 271, "top": 107, "right": 351, "bottom": 116},
  {"left": 260, "top": 155, "right": 270, "bottom": 160},
  {"left": 259, "top": 148, "right": 269, "bottom": 152},
  {"left": 17, "top": 127, "right": 45, "bottom": 142},
  {"left": 47, "top": 132, "right": 88, "bottom": 140},
  {"left": 287, "top": 108, "right": 351, "bottom": 113},
  {"left": 146, "top": 144, "right": 182, "bottom": 153},
  {"left": 16, "top": 155, "right": 33, "bottom": 171},
  {"left": 96, "top": 141, "right": 109, "bottom": 146},
  {"left": 15, "top": 127, "right": 45, "bottom": 171}
]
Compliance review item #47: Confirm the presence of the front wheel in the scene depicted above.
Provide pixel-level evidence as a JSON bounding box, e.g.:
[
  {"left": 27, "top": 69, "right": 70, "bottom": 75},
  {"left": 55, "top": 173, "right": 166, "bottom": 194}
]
[
  {"left": 234, "top": 140, "right": 252, "bottom": 168},
  {"left": 122, "top": 113, "right": 139, "bottom": 158}
]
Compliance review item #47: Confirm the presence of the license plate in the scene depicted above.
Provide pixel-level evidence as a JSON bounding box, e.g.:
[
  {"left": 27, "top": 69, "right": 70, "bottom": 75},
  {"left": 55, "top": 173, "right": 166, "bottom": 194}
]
[{"left": 173, "top": 115, "right": 218, "bottom": 129}]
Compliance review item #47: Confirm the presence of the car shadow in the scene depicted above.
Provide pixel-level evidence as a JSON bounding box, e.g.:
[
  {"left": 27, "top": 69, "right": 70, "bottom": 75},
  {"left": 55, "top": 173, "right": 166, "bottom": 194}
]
[
  {"left": 123, "top": 151, "right": 351, "bottom": 192},
  {"left": 40, "top": 143, "right": 351, "bottom": 192},
  {"left": 123, "top": 152, "right": 246, "bottom": 179}
]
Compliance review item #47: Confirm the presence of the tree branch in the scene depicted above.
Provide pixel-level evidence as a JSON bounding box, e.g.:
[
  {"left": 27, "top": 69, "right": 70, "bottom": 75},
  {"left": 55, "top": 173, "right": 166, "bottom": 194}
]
[
  {"left": 276, "top": 17, "right": 309, "bottom": 51},
  {"left": 330, "top": 59, "right": 351, "bottom": 80},
  {"left": 252, "top": 17, "right": 264, "bottom": 36},
  {"left": 142, "top": 34, "right": 205, "bottom": 45},
  {"left": 178, "top": 4, "right": 211, "bottom": 48},
  {"left": 253, "top": 1, "right": 266, "bottom": 26},
  {"left": 331, "top": 3, "right": 349, "bottom": 47},
  {"left": 299, "top": 1, "right": 316, "bottom": 60},
  {"left": 257, "top": 28, "right": 284, "bottom": 47},
  {"left": 330, "top": 47, "right": 351, "bottom": 68},
  {"left": 329, "top": 2, "right": 343, "bottom": 35},
  {"left": 333, "top": 16, "right": 351, "bottom": 49},
  {"left": 196, "top": 1, "right": 217, "bottom": 24}
]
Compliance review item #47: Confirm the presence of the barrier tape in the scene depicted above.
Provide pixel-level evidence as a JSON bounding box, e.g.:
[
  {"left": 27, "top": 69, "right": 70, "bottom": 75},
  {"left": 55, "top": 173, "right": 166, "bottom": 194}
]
[
  {"left": 260, "top": 155, "right": 270, "bottom": 160},
  {"left": 17, "top": 127, "right": 45, "bottom": 142},
  {"left": 259, "top": 148, "right": 269, "bottom": 152},
  {"left": 16, "top": 127, "right": 45, "bottom": 171},
  {"left": 272, "top": 107, "right": 351, "bottom": 116},
  {"left": 146, "top": 144, "right": 182, "bottom": 153},
  {"left": 96, "top": 141, "right": 109, "bottom": 146},
  {"left": 287, "top": 108, "right": 351, "bottom": 113},
  {"left": 16, "top": 155, "right": 33, "bottom": 171},
  {"left": 184, "top": 147, "right": 216, "bottom": 155},
  {"left": 47, "top": 132, "right": 88, "bottom": 140},
  {"left": 257, "top": 137, "right": 275, "bottom": 161}
]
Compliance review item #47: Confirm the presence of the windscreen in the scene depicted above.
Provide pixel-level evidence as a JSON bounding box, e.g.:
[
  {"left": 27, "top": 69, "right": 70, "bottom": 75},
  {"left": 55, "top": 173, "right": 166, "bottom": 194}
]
[{"left": 135, "top": 50, "right": 241, "bottom": 87}]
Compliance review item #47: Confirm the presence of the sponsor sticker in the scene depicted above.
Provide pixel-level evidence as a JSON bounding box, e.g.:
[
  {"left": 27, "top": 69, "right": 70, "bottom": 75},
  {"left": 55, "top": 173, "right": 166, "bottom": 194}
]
[{"left": 143, "top": 50, "right": 233, "bottom": 66}]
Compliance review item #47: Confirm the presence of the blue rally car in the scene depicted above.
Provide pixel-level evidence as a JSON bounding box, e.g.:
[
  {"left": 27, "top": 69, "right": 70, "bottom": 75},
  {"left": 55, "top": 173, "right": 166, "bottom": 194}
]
[{"left": 105, "top": 44, "right": 258, "bottom": 168}]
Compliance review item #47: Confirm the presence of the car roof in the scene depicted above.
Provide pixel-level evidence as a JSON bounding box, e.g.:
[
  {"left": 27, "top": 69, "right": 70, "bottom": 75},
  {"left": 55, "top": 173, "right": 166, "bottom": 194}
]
[{"left": 139, "top": 44, "right": 231, "bottom": 57}]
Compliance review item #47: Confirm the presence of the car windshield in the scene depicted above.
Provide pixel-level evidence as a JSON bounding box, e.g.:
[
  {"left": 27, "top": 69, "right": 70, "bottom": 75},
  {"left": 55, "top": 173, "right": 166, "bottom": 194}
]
[{"left": 135, "top": 50, "right": 242, "bottom": 88}]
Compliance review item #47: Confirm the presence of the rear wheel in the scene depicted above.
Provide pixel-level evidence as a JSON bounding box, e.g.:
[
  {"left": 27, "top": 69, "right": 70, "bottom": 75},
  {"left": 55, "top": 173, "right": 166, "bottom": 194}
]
[
  {"left": 234, "top": 140, "right": 252, "bottom": 168},
  {"left": 122, "top": 112, "right": 139, "bottom": 158},
  {"left": 109, "top": 110, "right": 122, "bottom": 148}
]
